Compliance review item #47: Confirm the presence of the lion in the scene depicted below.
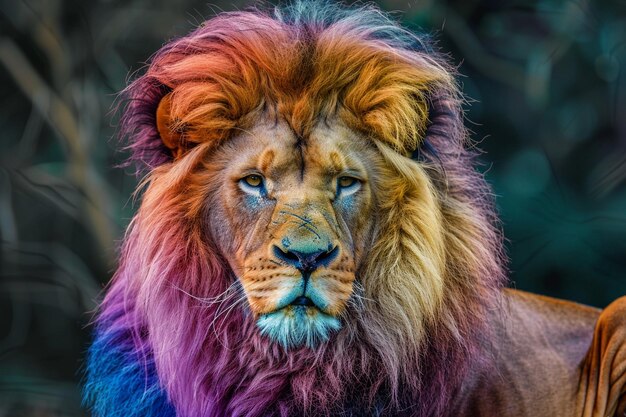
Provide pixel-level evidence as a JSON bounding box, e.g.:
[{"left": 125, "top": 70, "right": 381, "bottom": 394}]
[{"left": 83, "top": 1, "right": 626, "bottom": 416}]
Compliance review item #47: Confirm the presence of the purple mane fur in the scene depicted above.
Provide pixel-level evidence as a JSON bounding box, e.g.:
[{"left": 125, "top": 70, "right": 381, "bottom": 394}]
[{"left": 84, "top": 1, "right": 507, "bottom": 416}]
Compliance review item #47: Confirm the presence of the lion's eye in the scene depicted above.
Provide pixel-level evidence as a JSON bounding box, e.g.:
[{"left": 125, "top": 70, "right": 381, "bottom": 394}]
[
  {"left": 336, "top": 176, "right": 361, "bottom": 197},
  {"left": 338, "top": 177, "right": 357, "bottom": 188},
  {"left": 243, "top": 175, "right": 263, "bottom": 187},
  {"left": 239, "top": 174, "right": 266, "bottom": 198}
]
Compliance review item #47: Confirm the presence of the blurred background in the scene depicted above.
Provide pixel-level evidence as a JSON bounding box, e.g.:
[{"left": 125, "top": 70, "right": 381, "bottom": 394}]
[{"left": 0, "top": 0, "right": 625, "bottom": 415}]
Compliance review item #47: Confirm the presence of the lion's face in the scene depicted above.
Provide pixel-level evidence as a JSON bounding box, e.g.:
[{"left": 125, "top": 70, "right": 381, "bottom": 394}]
[{"left": 206, "top": 119, "right": 381, "bottom": 347}]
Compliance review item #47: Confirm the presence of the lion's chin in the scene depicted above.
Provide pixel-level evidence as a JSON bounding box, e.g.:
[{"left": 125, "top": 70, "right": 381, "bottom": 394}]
[{"left": 257, "top": 306, "right": 342, "bottom": 349}]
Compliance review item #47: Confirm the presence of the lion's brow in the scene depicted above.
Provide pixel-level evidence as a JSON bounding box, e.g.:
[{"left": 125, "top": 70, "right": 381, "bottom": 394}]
[
  {"left": 258, "top": 149, "right": 275, "bottom": 173},
  {"left": 326, "top": 151, "right": 344, "bottom": 175},
  {"left": 295, "top": 136, "right": 305, "bottom": 181}
]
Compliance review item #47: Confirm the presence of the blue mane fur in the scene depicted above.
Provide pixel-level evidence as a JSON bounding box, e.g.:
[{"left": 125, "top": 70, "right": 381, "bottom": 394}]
[{"left": 83, "top": 317, "right": 174, "bottom": 417}]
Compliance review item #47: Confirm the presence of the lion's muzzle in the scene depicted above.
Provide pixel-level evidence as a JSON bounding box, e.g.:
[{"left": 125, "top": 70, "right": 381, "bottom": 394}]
[{"left": 240, "top": 203, "right": 356, "bottom": 348}]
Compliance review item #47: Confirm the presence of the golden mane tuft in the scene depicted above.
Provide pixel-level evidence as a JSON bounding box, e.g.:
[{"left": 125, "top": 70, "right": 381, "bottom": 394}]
[{"left": 147, "top": 7, "right": 453, "bottom": 158}]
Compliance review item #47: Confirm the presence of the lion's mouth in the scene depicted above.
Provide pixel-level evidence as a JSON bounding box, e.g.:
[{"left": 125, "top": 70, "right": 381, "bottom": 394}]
[
  {"left": 290, "top": 296, "right": 315, "bottom": 307},
  {"left": 257, "top": 295, "right": 342, "bottom": 348}
]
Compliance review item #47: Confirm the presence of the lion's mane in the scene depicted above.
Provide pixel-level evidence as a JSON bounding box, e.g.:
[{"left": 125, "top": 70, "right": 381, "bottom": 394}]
[{"left": 84, "top": 2, "right": 506, "bottom": 416}]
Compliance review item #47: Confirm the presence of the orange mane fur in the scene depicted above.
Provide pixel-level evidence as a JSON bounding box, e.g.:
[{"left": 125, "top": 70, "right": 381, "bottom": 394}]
[{"left": 150, "top": 10, "right": 453, "bottom": 158}]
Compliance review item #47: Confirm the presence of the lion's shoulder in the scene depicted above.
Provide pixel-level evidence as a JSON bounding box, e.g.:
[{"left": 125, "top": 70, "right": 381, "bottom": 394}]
[
  {"left": 453, "top": 291, "right": 626, "bottom": 417},
  {"left": 451, "top": 289, "right": 601, "bottom": 417},
  {"left": 492, "top": 289, "right": 600, "bottom": 364},
  {"left": 501, "top": 288, "right": 600, "bottom": 327}
]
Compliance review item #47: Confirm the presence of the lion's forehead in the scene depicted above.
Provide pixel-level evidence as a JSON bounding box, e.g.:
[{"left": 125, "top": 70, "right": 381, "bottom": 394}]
[{"left": 226, "top": 119, "right": 373, "bottom": 186}]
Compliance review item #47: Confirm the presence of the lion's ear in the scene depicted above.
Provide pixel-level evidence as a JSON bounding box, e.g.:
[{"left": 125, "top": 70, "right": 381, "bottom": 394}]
[{"left": 156, "top": 93, "right": 184, "bottom": 159}]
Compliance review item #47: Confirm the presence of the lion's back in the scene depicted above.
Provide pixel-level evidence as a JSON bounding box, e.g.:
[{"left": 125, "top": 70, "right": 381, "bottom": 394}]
[{"left": 452, "top": 289, "right": 600, "bottom": 417}]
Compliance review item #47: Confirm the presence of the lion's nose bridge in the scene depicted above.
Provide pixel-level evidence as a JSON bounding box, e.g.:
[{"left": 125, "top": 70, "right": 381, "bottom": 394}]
[{"left": 271, "top": 203, "right": 338, "bottom": 263}]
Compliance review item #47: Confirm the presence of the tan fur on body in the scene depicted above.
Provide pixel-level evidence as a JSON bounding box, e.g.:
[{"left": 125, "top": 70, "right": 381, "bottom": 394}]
[{"left": 453, "top": 290, "right": 626, "bottom": 417}]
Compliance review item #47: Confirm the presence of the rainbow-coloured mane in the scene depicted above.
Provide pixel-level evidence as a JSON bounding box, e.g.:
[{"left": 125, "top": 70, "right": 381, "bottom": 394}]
[{"left": 83, "top": 1, "right": 508, "bottom": 416}]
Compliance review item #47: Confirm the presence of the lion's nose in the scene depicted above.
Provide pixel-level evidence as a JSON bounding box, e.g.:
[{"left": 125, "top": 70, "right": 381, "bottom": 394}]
[{"left": 272, "top": 245, "right": 339, "bottom": 272}]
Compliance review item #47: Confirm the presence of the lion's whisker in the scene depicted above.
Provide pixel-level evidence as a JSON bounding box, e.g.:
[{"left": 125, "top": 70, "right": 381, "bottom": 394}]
[
  {"left": 207, "top": 295, "right": 248, "bottom": 349},
  {"left": 214, "top": 295, "right": 248, "bottom": 331},
  {"left": 204, "top": 292, "right": 248, "bottom": 352},
  {"left": 171, "top": 281, "right": 240, "bottom": 305},
  {"left": 209, "top": 293, "right": 247, "bottom": 330},
  {"left": 349, "top": 281, "right": 378, "bottom": 306}
]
